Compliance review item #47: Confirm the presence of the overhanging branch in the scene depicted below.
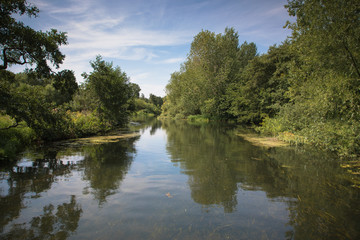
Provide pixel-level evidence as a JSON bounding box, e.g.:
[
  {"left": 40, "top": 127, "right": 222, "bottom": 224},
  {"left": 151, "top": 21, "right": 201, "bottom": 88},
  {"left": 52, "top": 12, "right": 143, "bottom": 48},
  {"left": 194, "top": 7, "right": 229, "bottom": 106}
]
[{"left": 0, "top": 121, "right": 19, "bottom": 130}]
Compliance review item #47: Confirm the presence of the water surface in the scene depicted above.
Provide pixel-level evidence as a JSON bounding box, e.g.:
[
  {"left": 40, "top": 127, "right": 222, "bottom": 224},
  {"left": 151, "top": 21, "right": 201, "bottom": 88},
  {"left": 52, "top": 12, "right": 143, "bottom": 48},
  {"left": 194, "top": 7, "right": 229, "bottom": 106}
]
[{"left": 1, "top": 120, "right": 359, "bottom": 239}]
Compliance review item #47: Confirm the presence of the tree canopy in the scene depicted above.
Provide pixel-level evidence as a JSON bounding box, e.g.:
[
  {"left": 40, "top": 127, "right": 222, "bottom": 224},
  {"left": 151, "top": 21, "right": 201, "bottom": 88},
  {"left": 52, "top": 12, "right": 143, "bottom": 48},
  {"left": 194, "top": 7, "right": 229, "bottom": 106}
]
[
  {"left": 81, "top": 56, "right": 134, "bottom": 126},
  {"left": 0, "top": 0, "right": 68, "bottom": 75}
]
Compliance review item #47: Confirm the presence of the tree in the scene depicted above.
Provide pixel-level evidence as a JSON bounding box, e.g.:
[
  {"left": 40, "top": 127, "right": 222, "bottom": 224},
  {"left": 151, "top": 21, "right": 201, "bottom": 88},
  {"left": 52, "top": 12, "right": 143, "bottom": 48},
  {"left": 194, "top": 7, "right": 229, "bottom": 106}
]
[
  {"left": 1, "top": 0, "right": 68, "bottom": 75},
  {"left": 255, "top": 0, "right": 360, "bottom": 156},
  {"left": 285, "top": 0, "right": 360, "bottom": 78},
  {"left": 227, "top": 43, "right": 292, "bottom": 124},
  {"left": 83, "top": 56, "right": 133, "bottom": 126},
  {"left": 164, "top": 28, "right": 258, "bottom": 119},
  {"left": 129, "top": 83, "right": 141, "bottom": 99},
  {"left": 149, "top": 94, "right": 163, "bottom": 107}
]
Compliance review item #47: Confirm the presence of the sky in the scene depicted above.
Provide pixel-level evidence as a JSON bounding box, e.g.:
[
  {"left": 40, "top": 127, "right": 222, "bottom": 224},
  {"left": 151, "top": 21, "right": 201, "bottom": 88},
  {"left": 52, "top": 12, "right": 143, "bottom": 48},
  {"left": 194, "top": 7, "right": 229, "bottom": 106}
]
[{"left": 13, "top": 0, "right": 292, "bottom": 97}]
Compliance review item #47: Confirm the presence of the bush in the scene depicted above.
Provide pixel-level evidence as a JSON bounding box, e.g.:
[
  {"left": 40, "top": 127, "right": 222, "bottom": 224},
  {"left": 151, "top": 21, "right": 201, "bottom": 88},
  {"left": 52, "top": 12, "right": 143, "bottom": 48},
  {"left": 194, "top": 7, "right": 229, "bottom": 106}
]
[
  {"left": 187, "top": 115, "right": 209, "bottom": 124},
  {"left": 0, "top": 115, "right": 36, "bottom": 160},
  {"left": 258, "top": 115, "right": 360, "bottom": 157},
  {"left": 69, "top": 111, "right": 112, "bottom": 137},
  {"left": 174, "top": 113, "right": 186, "bottom": 120}
]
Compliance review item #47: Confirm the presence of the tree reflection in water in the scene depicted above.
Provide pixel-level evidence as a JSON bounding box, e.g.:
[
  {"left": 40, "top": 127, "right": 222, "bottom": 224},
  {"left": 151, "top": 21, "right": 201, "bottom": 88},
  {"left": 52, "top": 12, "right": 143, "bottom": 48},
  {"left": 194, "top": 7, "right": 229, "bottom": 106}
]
[
  {"left": 0, "top": 149, "right": 83, "bottom": 240},
  {"left": 80, "top": 136, "right": 139, "bottom": 206},
  {"left": 0, "top": 153, "right": 80, "bottom": 233},
  {"left": 1, "top": 195, "right": 82, "bottom": 240},
  {"left": 163, "top": 120, "right": 360, "bottom": 239},
  {"left": 0, "top": 135, "right": 139, "bottom": 238}
]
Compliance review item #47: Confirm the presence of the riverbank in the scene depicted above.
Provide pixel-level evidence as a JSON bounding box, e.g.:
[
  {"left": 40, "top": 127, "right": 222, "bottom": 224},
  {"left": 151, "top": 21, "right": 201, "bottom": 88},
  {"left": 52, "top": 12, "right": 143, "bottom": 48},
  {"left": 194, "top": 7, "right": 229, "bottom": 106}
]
[
  {"left": 161, "top": 114, "right": 360, "bottom": 162},
  {"left": 0, "top": 111, "right": 145, "bottom": 162},
  {"left": 236, "top": 133, "right": 289, "bottom": 148}
]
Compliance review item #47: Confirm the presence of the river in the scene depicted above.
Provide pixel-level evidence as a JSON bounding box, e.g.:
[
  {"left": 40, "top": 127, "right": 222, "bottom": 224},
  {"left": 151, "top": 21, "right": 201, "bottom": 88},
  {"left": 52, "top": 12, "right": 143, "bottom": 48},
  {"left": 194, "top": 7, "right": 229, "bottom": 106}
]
[{"left": 1, "top": 119, "right": 359, "bottom": 239}]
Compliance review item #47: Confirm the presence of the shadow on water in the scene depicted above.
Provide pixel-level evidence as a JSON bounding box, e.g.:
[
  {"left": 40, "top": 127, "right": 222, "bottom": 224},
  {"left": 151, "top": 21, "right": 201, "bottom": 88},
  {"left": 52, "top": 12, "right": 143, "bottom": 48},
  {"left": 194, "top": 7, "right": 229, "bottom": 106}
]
[{"left": 162, "top": 120, "right": 360, "bottom": 240}]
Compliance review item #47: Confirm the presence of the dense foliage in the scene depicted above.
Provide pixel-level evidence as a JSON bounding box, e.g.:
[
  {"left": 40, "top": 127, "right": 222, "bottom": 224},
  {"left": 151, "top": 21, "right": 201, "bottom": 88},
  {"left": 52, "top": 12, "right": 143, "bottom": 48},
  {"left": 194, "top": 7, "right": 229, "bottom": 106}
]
[
  {"left": 162, "top": 28, "right": 258, "bottom": 120},
  {"left": 163, "top": 0, "right": 360, "bottom": 157},
  {"left": 0, "top": 0, "right": 67, "bottom": 75}
]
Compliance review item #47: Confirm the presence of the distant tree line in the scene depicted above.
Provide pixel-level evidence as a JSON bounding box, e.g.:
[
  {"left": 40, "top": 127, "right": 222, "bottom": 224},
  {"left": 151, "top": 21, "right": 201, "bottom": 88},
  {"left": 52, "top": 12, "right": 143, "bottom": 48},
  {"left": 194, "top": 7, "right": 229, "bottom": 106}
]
[{"left": 162, "top": 0, "right": 360, "bottom": 157}]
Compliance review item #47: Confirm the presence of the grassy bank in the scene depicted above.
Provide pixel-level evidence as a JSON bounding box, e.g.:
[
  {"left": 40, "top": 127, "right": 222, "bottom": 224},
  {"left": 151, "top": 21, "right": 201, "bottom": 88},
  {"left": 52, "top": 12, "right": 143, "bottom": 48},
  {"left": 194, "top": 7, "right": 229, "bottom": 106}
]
[{"left": 257, "top": 117, "right": 360, "bottom": 158}]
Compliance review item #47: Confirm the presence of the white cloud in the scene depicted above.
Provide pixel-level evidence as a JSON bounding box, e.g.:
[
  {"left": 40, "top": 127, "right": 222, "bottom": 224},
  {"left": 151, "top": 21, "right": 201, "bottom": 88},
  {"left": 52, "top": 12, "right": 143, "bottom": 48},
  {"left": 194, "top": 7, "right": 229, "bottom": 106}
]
[
  {"left": 157, "top": 57, "right": 185, "bottom": 64},
  {"left": 131, "top": 72, "right": 152, "bottom": 83},
  {"left": 17, "top": 0, "right": 291, "bottom": 96}
]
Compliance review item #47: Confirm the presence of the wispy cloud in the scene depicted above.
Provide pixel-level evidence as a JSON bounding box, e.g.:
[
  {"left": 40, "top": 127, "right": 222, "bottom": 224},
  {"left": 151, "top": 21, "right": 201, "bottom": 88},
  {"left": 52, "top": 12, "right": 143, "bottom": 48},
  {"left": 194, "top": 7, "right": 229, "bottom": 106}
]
[
  {"left": 22, "top": 0, "right": 291, "bottom": 97},
  {"left": 157, "top": 58, "right": 185, "bottom": 64}
]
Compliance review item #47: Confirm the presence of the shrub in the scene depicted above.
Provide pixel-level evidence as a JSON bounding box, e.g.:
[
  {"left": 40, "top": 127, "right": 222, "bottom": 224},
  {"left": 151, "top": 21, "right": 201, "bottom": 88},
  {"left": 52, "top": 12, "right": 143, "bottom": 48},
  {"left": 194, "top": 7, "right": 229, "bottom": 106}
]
[
  {"left": 187, "top": 115, "right": 209, "bottom": 124},
  {"left": 0, "top": 115, "right": 36, "bottom": 160},
  {"left": 69, "top": 111, "right": 111, "bottom": 137}
]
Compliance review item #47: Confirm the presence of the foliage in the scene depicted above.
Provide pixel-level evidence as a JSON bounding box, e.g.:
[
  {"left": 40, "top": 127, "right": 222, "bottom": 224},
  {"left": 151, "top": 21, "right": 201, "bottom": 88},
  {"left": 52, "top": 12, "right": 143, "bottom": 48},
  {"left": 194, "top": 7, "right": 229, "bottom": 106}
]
[
  {"left": 164, "top": 28, "right": 259, "bottom": 119},
  {"left": 0, "top": 0, "right": 68, "bottom": 75},
  {"left": 69, "top": 111, "right": 111, "bottom": 137},
  {"left": 149, "top": 94, "right": 163, "bottom": 107},
  {"left": 0, "top": 70, "right": 77, "bottom": 140},
  {"left": 187, "top": 115, "right": 209, "bottom": 124},
  {"left": 285, "top": 0, "right": 360, "bottom": 79},
  {"left": 257, "top": 0, "right": 360, "bottom": 156},
  {"left": 133, "top": 98, "right": 160, "bottom": 116},
  {"left": 0, "top": 114, "right": 35, "bottom": 159},
  {"left": 226, "top": 42, "right": 292, "bottom": 124},
  {"left": 164, "top": 28, "right": 291, "bottom": 124},
  {"left": 0, "top": 1, "right": 162, "bottom": 160},
  {"left": 81, "top": 56, "right": 134, "bottom": 126}
]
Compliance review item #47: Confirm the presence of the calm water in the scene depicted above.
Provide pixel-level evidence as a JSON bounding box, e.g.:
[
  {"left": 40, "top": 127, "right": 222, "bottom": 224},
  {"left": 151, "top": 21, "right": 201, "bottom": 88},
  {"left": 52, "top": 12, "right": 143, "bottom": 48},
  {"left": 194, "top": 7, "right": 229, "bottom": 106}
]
[{"left": 1, "top": 120, "right": 359, "bottom": 240}]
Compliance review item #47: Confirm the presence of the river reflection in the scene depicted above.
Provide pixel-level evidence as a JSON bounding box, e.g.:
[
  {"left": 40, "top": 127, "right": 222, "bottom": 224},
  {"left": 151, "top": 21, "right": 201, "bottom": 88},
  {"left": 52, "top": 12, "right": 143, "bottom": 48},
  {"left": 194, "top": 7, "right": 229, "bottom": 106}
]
[
  {"left": 0, "top": 120, "right": 359, "bottom": 240},
  {"left": 162, "top": 120, "right": 360, "bottom": 239},
  {"left": 80, "top": 139, "right": 138, "bottom": 205},
  {"left": 0, "top": 135, "right": 139, "bottom": 239},
  {"left": 2, "top": 195, "right": 82, "bottom": 240}
]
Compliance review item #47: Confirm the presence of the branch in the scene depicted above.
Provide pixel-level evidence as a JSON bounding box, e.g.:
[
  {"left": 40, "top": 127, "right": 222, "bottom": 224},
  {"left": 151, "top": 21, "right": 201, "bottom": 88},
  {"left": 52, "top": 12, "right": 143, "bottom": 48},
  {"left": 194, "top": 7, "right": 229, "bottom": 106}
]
[
  {"left": 0, "top": 48, "right": 29, "bottom": 70},
  {"left": 0, "top": 121, "right": 19, "bottom": 131},
  {"left": 343, "top": 40, "right": 360, "bottom": 78},
  {"left": 8, "top": 55, "right": 29, "bottom": 65},
  {"left": 0, "top": 48, "right": 9, "bottom": 70}
]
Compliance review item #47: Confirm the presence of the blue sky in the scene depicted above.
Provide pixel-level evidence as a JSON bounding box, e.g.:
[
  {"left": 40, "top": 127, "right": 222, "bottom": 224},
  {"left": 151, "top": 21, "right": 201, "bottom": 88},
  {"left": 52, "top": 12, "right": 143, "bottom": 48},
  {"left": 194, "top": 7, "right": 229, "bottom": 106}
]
[{"left": 14, "top": 0, "right": 292, "bottom": 97}]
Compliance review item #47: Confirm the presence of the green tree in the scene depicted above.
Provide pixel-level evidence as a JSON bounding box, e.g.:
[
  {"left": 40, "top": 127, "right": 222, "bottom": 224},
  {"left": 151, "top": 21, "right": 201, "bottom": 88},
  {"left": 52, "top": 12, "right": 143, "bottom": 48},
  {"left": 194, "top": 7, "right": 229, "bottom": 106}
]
[
  {"left": 149, "top": 94, "right": 163, "bottom": 107},
  {"left": 52, "top": 70, "right": 78, "bottom": 105},
  {"left": 82, "top": 56, "right": 133, "bottom": 126},
  {"left": 227, "top": 43, "right": 292, "bottom": 124},
  {"left": 164, "top": 28, "right": 257, "bottom": 119},
  {"left": 0, "top": 0, "right": 68, "bottom": 75},
  {"left": 257, "top": 0, "right": 360, "bottom": 156},
  {"left": 285, "top": 0, "right": 360, "bottom": 78},
  {"left": 0, "top": 0, "right": 75, "bottom": 141},
  {"left": 129, "top": 82, "right": 141, "bottom": 98}
]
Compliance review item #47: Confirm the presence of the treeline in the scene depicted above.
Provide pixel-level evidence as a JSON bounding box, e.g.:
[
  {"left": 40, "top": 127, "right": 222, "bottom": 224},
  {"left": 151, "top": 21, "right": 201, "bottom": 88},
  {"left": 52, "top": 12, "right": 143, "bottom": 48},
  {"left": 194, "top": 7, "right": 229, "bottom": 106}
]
[
  {"left": 0, "top": 1, "right": 162, "bottom": 159},
  {"left": 162, "top": 0, "right": 360, "bottom": 157}
]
